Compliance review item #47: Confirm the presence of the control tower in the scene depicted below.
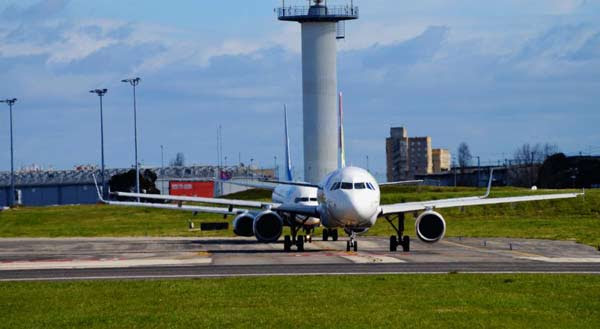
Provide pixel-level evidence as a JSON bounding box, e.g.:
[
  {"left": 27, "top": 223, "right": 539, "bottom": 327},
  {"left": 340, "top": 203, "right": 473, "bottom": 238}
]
[{"left": 277, "top": 0, "right": 358, "bottom": 183}]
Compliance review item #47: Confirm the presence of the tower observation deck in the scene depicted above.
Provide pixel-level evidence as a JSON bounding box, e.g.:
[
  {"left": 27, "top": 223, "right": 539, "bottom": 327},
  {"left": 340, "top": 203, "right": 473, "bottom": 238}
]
[
  {"left": 277, "top": 4, "right": 358, "bottom": 22},
  {"left": 277, "top": 1, "right": 358, "bottom": 184}
]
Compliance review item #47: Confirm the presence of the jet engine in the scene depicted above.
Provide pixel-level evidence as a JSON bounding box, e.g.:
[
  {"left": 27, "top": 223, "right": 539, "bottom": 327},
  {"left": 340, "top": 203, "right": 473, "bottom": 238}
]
[
  {"left": 233, "top": 213, "right": 255, "bottom": 237},
  {"left": 415, "top": 211, "right": 446, "bottom": 243},
  {"left": 253, "top": 211, "right": 283, "bottom": 243}
]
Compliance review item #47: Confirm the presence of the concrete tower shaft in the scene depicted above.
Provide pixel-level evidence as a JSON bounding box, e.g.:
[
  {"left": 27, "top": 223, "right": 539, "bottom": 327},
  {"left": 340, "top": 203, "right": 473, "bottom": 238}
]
[
  {"left": 302, "top": 22, "right": 338, "bottom": 183},
  {"left": 277, "top": 2, "right": 358, "bottom": 183}
]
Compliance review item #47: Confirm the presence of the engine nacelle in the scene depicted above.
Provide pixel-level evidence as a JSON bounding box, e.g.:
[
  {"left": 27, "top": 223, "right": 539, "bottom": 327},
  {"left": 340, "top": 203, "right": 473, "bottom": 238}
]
[
  {"left": 415, "top": 211, "right": 446, "bottom": 243},
  {"left": 233, "top": 213, "right": 255, "bottom": 237},
  {"left": 253, "top": 211, "right": 283, "bottom": 243}
]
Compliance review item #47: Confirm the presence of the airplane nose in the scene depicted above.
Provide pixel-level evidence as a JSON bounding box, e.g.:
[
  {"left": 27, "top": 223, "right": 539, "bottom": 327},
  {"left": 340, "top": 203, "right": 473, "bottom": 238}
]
[{"left": 336, "top": 193, "right": 378, "bottom": 225}]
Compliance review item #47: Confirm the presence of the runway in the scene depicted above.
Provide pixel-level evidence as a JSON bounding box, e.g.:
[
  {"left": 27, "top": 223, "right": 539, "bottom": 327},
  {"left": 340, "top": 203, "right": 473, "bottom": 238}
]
[{"left": 1, "top": 237, "right": 599, "bottom": 281}]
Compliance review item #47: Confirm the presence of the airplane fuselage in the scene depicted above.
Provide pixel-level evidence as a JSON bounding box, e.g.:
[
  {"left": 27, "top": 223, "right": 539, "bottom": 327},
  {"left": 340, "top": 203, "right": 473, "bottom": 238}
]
[{"left": 317, "top": 166, "right": 380, "bottom": 232}]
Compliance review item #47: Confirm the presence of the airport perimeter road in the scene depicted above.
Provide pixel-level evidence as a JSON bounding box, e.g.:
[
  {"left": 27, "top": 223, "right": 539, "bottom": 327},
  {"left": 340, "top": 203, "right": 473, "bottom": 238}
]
[{"left": 1, "top": 237, "right": 599, "bottom": 281}]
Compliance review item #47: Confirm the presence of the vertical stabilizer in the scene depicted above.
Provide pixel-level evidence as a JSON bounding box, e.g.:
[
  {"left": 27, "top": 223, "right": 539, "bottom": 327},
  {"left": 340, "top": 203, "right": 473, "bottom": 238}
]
[
  {"left": 339, "top": 92, "right": 346, "bottom": 169},
  {"left": 284, "top": 105, "right": 294, "bottom": 181}
]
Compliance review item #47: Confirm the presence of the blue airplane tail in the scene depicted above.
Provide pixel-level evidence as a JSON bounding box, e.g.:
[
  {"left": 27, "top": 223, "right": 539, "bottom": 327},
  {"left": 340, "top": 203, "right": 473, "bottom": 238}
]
[{"left": 284, "top": 105, "right": 293, "bottom": 181}]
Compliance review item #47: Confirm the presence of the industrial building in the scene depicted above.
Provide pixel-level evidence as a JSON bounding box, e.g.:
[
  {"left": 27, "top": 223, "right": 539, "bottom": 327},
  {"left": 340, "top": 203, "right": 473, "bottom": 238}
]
[
  {"left": 386, "top": 127, "right": 451, "bottom": 181},
  {"left": 432, "top": 148, "right": 452, "bottom": 173},
  {"left": 0, "top": 165, "right": 275, "bottom": 208}
]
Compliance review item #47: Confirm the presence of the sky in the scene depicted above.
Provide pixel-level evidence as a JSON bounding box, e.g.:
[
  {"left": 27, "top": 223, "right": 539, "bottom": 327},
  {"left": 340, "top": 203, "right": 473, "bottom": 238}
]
[{"left": 0, "top": 0, "right": 599, "bottom": 180}]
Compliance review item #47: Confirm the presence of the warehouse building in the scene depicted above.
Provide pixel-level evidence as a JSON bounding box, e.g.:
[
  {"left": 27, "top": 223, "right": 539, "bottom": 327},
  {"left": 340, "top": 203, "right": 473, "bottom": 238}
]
[{"left": 0, "top": 165, "right": 275, "bottom": 208}]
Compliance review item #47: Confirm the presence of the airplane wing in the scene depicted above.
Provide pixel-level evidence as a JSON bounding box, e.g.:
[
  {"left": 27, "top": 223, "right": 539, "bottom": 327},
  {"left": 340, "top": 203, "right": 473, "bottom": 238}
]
[
  {"left": 216, "top": 179, "right": 278, "bottom": 191},
  {"left": 380, "top": 192, "right": 583, "bottom": 216},
  {"left": 379, "top": 180, "right": 424, "bottom": 187},
  {"left": 113, "top": 191, "right": 278, "bottom": 209},
  {"left": 259, "top": 179, "right": 319, "bottom": 188},
  {"left": 102, "top": 198, "right": 243, "bottom": 215},
  {"left": 94, "top": 175, "right": 319, "bottom": 218}
]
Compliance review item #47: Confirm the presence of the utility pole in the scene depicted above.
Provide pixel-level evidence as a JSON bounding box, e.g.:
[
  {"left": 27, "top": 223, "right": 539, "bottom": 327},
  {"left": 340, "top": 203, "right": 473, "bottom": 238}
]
[
  {"left": 89, "top": 89, "right": 108, "bottom": 199},
  {"left": 477, "top": 156, "right": 481, "bottom": 188},
  {"left": 121, "top": 77, "right": 141, "bottom": 201},
  {"left": 0, "top": 98, "right": 17, "bottom": 207},
  {"left": 160, "top": 145, "right": 164, "bottom": 194}
]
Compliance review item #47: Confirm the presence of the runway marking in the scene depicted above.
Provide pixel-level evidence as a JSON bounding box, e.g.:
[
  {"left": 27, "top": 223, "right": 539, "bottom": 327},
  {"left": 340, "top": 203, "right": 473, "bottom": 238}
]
[
  {"left": 0, "top": 258, "right": 212, "bottom": 270},
  {"left": 340, "top": 254, "right": 405, "bottom": 264},
  {"left": 518, "top": 257, "right": 600, "bottom": 263},
  {"left": 441, "top": 240, "right": 545, "bottom": 259}
]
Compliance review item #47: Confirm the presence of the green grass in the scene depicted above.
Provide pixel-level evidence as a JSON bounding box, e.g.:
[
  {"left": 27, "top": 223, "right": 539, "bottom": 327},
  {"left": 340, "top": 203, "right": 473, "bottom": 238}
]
[
  {"left": 0, "top": 187, "right": 598, "bottom": 246},
  {"left": 1, "top": 275, "right": 599, "bottom": 329}
]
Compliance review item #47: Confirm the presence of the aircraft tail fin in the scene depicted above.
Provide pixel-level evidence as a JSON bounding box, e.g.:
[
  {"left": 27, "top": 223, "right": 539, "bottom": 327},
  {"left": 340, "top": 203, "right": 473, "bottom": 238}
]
[
  {"left": 283, "top": 105, "right": 293, "bottom": 181},
  {"left": 338, "top": 92, "right": 346, "bottom": 169}
]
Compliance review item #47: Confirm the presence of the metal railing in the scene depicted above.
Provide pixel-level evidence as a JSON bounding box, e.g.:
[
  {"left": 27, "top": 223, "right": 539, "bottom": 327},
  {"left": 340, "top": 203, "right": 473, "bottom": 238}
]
[{"left": 277, "top": 6, "right": 359, "bottom": 19}]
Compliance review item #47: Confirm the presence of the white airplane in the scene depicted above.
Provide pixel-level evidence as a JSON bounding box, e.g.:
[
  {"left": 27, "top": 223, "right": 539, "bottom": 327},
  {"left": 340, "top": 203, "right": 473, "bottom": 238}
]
[{"left": 95, "top": 95, "right": 583, "bottom": 252}]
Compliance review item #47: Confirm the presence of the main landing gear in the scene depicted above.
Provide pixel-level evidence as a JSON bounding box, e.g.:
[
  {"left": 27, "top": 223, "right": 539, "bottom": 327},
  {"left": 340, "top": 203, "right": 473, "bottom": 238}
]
[
  {"left": 346, "top": 231, "right": 358, "bottom": 252},
  {"left": 386, "top": 213, "right": 410, "bottom": 252},
  {"left": 283, "top": 234, "right": 304, "bottom": 252},
  {"left": 322, "top": 228, "right": 339, "bottom": 241},
  {"left": 283, "top": 217, "right": 313, "bottom": 252}
]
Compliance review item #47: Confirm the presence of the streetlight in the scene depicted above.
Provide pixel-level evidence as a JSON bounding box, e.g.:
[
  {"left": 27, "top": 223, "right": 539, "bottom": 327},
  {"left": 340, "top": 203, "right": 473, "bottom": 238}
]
[
  {"left": 0, "top": 98, "right": 17, "bottom": 207},
  {"left": 160, "top": 145, "right": 164, "bottom": 194},
  {"left": 121, "top": 77, "right": 141, "bottom": 201},
  {"left": 89, "top": 89, "right": 108, "bottom": 199},
  {"left": 476, "top": 155, "right": 481, "bottom": 188}
]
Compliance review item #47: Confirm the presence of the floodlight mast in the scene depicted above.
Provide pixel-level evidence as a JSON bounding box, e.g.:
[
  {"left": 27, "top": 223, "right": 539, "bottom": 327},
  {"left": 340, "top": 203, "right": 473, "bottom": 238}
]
[
  {"left": 0, "top": 98, "right": 17, "bottom": 207},
  {"left": 121, "top": 78, "right": 141, "bottom": 201},
  {"left": 89, "top": 89, "right": 108, "bottom": 199}
]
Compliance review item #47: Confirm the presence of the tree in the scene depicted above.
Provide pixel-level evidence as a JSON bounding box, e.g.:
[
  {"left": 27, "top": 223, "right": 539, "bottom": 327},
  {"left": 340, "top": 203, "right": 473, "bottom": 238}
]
[
  {"left": 170, "top": 152, "right": 185, "bottom": 167},
  {"left": 509, "top": 143, "right": 560, "bottom": 187},
  {"left": 108, "top": 169, "right": 160, "bottom": 201},
  {"left": 458, "top": 142, "right": 472, "bottom": 168}
]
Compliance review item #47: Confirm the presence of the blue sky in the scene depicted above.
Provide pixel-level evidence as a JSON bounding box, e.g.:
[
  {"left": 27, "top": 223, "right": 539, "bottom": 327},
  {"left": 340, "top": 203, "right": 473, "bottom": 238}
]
[{"left": 0, "top": 0, "right": 599, "bottom": 180}]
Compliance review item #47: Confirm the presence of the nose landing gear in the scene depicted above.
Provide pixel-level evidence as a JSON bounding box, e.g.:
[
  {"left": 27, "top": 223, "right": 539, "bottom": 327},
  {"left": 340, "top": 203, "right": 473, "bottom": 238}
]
[
  {"left": 346, "top": 231, "right": 358, "bottom": 252},
  {"left": 322, "top": 228, "right": 339, "bottom": 241}
]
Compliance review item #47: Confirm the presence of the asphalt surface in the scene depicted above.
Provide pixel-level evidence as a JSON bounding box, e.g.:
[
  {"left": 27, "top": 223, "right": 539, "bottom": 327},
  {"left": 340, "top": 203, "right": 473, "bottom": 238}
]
[
  {"left": 2, "top": 262, "right": 600, "bottom": 282},
  {"left": 1, "top": 237, "right": 599, "bottom": 281}
]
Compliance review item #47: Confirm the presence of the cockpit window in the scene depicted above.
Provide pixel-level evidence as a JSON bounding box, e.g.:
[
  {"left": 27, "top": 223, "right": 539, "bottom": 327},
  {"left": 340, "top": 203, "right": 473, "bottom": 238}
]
[
  {"left": 310, "top": 198, "right": 318, "bottom": 202},
  {"left": 366, "top": 182, "right": 375, "bottom": 190},
  {"left": 341, "top": 182, "right": 353, "bottom": 190},
  {"left": 295, "top": 197, "right": 310, "bottom": 203},
  {"left": 330, "top": 182, "right": 340, "bottom": 191},
  {"left": 354, "top": 183, "right": 366, "bottom": 189}
]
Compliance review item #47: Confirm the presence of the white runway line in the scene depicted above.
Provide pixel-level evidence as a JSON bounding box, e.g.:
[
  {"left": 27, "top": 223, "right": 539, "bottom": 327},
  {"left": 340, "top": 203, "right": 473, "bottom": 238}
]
[
  {"left": 0, "top": 258, "right": 212, "bottom": 270},
  {"left": 340, "top": 254, "right": 406, "bottom": 264},
  {"left": 518, "top": 257, "right": 600, "bottom": 263}
]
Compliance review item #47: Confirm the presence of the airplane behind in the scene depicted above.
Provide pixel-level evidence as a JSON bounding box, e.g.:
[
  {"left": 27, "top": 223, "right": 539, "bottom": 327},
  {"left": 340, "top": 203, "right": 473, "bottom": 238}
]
[{"left": 96, "top": 96, "right": 583, "bottom": 253}]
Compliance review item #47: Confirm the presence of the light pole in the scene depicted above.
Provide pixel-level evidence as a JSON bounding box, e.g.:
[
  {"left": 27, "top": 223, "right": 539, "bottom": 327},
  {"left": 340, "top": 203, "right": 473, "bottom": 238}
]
[
  {"left": 160, "top": 145, "right": 164, "bottom": 194},
  {"left": 476, "top": 156, "right": 481, "bottom": 188},
  {"left": 89, "top": 89, "right": 108, "bottom": 199},
  {"left": 0, "top": 98, "right": 17, "bottom": 207},
  {"left": 121, "top": 77, "right": 141, "bottom": 201}
]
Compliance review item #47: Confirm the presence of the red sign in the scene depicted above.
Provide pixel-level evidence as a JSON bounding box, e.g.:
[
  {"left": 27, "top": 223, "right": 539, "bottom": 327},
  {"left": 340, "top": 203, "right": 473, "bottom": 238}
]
[{"left": 169, "top": 181, "right": 214, "bottom": 198}]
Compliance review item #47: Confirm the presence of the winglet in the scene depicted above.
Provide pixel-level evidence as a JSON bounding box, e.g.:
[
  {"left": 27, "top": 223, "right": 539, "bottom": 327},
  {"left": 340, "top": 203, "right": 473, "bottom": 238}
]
[
  {"left": 283, "top": 105, "right": 293, "bottom": 181},
  {"left": 482, "top": 168, "right": 494, "bottom": 199},
  {"left": 92, "top": 174, "right": 106, "bottom": 203},
  {"left": 338, "top": 92, "right": 346, "bottom": 169}
]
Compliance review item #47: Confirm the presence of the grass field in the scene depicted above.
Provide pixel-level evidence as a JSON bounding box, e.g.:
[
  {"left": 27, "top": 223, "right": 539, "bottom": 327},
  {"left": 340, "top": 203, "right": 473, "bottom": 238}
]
[
  {"left": 1, "top": 274, "right": 599, "bottom": 329},
  {"left": 0, "top": 187, "right": 598, "bottom": 246}
]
